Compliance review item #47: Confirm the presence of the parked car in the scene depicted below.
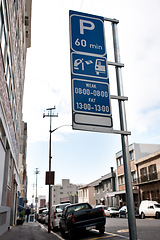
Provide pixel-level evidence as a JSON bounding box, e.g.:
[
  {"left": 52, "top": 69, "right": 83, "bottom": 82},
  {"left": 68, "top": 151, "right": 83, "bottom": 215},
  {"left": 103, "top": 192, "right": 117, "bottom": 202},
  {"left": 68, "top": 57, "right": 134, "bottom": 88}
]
[
  {"left": 51, "top": 203, "right": 71, "bottom": 230},
  {"left": 38, "top": 208, "right": 48, "bottom": 222},
  {"left": 119, "top": 206, "right": 127, "bottom": 218},
  {"left": 139, "top": 200, "right": 160, "bottom": 219},
  {"left": 119, "top": 206, "right": 140, "bottom": 218},
  {"left": 44, "top": 210, "right": 49, "bottom": 225},
  {"left": 59, "top": 202, "right": 106, "bottom": 239},
  {"left": 95, "top": 205, "right": 108, "bottom": 216},
  {"left": 110, "top": 207, "right": 119, "bottom": 217},
  {"left": 105, "top": 207, "right": 118, "bottom": 217},
  {"left": 41, "top": 209, "right": 48, "bottom": 223}
]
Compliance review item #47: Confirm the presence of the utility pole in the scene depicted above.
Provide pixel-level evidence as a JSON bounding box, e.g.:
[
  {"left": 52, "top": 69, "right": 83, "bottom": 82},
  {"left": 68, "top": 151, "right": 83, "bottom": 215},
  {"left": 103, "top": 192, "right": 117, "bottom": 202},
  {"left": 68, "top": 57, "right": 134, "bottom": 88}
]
[
  {"left": 43, "top": 107, "right": 58, "bottom": 233},
  {"left": 35, "top": 168, "right": 40, "bottom": 215},
  {"left": 32, "top": 183, "right": 35, "bottom": 213}
]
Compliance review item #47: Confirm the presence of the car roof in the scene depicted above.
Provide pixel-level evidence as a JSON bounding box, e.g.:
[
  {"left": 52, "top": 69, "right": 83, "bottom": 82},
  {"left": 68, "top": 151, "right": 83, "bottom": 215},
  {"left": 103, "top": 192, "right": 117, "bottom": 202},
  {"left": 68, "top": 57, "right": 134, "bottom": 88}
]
[
  {"left": 42, "top": 209, "right": 48, "bottom": 212},
  {"left": 65, "top": 203, "right": 90, "bottom": 208},
  {"left": 52, "top": 203, "right": 71, "bottom": 207}
]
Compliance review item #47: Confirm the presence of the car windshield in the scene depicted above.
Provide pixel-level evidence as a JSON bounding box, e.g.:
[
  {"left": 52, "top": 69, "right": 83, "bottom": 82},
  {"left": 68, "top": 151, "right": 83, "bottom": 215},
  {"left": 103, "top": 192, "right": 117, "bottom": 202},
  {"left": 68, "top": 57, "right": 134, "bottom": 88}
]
[
  {"left": 111, "top": 207, "right": 118, "bottom": 210},
  {"left": 39, "top": 209, "right": 47, "bottom": 214},
  {"left": 42, "top": 210, "right": 48, "bottom": 214},
  {"left": 121, "top": 206, "right": 127, "bottom": 210},
  {"left": 154, "top": 204, "right": 160, "bottom": 208},
  {"left": 96, "top": 205, "right": 107, "bottom": 210},
  {"left": 67, "top": 203, "right": 92, "bottom": 213},
  {"left": 56, "top": 204, "right": 70, "bottom": 211}
]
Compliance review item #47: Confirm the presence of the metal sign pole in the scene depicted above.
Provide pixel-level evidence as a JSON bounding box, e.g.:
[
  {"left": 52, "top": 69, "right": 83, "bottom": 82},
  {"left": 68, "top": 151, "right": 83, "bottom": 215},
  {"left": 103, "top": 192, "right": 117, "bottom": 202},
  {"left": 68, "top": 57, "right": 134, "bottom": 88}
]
[{"left": 112, "top": 22, "right": 137, "bottom": 240}]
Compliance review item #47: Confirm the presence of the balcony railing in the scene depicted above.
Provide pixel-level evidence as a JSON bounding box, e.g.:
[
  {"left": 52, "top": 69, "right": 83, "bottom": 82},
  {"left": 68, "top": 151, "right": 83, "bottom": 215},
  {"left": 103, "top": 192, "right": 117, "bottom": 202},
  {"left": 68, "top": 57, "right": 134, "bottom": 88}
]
[{"left": 137, "top": 171, "right": 160, "bottom": 184}]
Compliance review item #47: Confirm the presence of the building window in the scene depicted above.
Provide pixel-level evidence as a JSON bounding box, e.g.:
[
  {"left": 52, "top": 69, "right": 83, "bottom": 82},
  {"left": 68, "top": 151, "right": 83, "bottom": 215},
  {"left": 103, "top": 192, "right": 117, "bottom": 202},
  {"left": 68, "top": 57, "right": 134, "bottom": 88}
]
[
  {"left": 0, "top": 0, "right": 8, "bottom": 60},
  {"left": 131, "top": 171, "right": 136, "bottom": 183},
  {"left": 1, "top": 23, "right": 6, "bottom": 58},
  {"left": 0, "top": 120, "right": 6, "bottom": 147},
  {"left": 5, "top": 55, "right": 11, "bottom": 88},
  {"left": 2, "top": 0, "right": 8, "bottom": 37},
  {"left": 8, "top": 156, "right": 13, "bottom": 187},
  {"left": 10, "top": 75, "right": 15, "bottom": 109},
  {"left": 129, "top": 150, "right": 134, "bottom": 161},
  {"left": 140, "top": 167, "right": 148, "bottom": 182},
  {"left": 0, "top": 5, "right": 3, "bottom": 37},
  {"left": 96, "top": 187, "right": 99, "bottom": 193},
  {"left": 14, "top": 0, "right": 18, "bottom": 22},
  {"left": 148, "top": 164, "right": 157, "bottom": 180},
  {"left": 142, "top": 191, "right": 150, "bottom": 200},
  {"left": 117, "top": 157, "right": 122, "bottom": 167},
  {"left": 118, "top": 175, "right": 124, "bottom": 185}
]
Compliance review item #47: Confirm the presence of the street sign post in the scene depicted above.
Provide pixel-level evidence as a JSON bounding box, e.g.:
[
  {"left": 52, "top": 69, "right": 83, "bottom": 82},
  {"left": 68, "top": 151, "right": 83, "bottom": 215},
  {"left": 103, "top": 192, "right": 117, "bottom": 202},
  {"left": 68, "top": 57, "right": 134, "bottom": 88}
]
[
  {"left": 70, "top": 10, "right": 112, "bottom": 133},
  {"left": 69, "top": 10, "right": 137, "bottom": 240}
]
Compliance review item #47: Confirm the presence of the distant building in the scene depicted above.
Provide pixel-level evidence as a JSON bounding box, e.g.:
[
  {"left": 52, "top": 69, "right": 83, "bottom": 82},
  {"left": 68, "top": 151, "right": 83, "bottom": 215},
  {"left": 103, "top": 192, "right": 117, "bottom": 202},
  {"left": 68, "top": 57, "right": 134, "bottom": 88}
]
[
  {"left": 51, "top": 179, "right": 78, "bottom": 205},
  {"left": 38, "top": 195, "right": 46, "bottom": 208},
  {"left": 78, "top": 168, "right": 117, "bottom": 207},
  {"left": 135, "top": 150, "right": 160, "bottom": 203},
  {"left": 78, "top": 184, "right": 95, "bottom": 206},
  {"left": 92, "top": 167, "right": 118, "bottom": 207},
  {"left": 116, "top": 143, "right": 160, "bottom": 207}
]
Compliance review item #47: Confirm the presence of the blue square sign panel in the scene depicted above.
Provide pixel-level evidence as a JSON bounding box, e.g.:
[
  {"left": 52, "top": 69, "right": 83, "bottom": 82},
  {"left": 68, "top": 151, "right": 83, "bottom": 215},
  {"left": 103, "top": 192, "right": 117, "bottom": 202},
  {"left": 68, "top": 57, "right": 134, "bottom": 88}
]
[
  {"left": 73, "top": 79, "right": 111, "bottom": 115},
  {"left": 70, "top": 10, "right": 106, "bottom": 56},
  {"left": 71, "top": 52, "right": 108, "bottom": 81}
]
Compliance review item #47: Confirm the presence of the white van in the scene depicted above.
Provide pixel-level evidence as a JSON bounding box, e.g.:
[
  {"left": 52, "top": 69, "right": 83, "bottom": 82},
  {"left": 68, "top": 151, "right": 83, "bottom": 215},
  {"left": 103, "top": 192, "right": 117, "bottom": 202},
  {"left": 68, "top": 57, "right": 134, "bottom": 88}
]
[
  {"left": 51, "top": 203, "right": 71, "bottom": 230},
  {"left": 139, "top": 200, "right": 160, "bottom": 219}
]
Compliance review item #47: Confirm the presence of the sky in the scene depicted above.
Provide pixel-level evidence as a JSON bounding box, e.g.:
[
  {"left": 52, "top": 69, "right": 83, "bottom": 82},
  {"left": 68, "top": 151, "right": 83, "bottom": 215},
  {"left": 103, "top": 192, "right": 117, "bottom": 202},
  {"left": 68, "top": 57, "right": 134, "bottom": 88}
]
[{"left": 23, "top": 0, "right": 160, "bottom": 204}]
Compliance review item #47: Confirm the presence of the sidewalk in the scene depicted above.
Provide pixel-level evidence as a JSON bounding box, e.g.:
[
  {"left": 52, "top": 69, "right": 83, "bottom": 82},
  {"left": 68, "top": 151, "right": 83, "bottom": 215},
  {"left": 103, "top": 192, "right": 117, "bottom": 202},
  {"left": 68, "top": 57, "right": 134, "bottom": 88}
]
[
  {"left": 0, "top": 221, "right": 130, "bottom": 240},
  {"left": 0, "top": 221, "right": 61, "bottom": 240}
]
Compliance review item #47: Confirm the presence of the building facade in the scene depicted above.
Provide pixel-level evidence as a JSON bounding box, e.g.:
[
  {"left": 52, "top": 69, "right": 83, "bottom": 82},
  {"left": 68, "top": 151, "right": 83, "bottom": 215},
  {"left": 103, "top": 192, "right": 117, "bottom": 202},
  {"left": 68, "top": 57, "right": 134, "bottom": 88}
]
[
  {"left": 135, "top": 150, "right": 160, "bottom": 203},
  {"left": 92, "top": 167, "right": 118, "bottom": 207},
  {"left": 18, "top": 121, "right": 27, "bottom": 210},
  {"left": 0, "top": 0, "right": 31, "bottom": 235},
  {"left": 116, "top": 143, "right": 160, "bottom": 207},
  {"left": 78, "top": 184, "right": 95, "bottom": 206},
  {"left": 51, "top": 179, "right": 78, "bottom": 205}
]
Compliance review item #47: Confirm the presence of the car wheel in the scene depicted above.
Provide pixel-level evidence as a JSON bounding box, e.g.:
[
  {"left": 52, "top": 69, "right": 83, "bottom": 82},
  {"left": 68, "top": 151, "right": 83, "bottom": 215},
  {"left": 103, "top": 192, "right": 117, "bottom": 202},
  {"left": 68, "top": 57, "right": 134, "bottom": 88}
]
[
  {"left": 155, "top": 212, "right": 160, "bottom": 219},
  {"left": 52, "top": 222, "right": 56, "bottom": 232},
  {"left": 59, "top": 223, "right": 65, "bottom": 236},
  {"left": 99, "top": 225, "right": 105, "bottom": 234},
  {"left": 141, "top": 212, "right": 145, "bottom": 219},
  {"left": 68, "top": 228, "right": 74, "bottom": 240}
]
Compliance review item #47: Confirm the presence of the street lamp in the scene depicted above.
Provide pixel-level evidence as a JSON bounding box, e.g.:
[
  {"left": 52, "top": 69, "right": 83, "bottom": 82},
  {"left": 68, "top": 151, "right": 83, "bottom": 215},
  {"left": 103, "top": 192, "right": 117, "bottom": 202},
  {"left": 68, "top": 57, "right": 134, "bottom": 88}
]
[
  {"left": 43, "top": 106, "right": 71, "bottom": 233},
  {"left": 34, "top": 168, "right": 40, "bottom": 214}
]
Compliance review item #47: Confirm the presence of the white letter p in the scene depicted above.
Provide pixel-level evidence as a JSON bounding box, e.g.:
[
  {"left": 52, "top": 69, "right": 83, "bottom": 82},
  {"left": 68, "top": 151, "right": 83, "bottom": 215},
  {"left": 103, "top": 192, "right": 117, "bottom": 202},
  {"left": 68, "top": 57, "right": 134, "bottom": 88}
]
[{"left": 80, "top": 19, "right": 95, "bottom": 35}]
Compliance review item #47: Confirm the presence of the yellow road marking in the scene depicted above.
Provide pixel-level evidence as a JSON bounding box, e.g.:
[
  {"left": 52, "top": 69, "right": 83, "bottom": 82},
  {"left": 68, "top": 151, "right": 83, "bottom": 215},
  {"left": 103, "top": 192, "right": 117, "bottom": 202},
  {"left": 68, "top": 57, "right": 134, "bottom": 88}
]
[
  {"left": 89, "top": 232, "right": 120, "bottom": 239},
  {"left": 117, "top": 229, "right": 129, "bottom": 233},
  {"left": 90, "top": 230, "right": 130, "bottom": 240}
]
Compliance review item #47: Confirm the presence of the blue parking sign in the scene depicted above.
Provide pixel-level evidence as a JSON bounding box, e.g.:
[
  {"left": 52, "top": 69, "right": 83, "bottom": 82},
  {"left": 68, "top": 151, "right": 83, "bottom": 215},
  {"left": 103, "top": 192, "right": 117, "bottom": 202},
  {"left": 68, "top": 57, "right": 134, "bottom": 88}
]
[
  {"left": 70, "top": 10, "right": 106, "bottom": 56},
  {"left": 70, "top": 10, "right": 113, "bottom": 132}
]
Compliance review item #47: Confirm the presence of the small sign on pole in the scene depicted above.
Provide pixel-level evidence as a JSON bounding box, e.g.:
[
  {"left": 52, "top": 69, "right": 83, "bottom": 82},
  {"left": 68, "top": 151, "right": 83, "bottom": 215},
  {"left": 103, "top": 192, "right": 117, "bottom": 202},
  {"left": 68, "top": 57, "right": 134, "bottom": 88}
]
[{"left": 45, "top": 171, "right": 55, "bottom": 185}]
